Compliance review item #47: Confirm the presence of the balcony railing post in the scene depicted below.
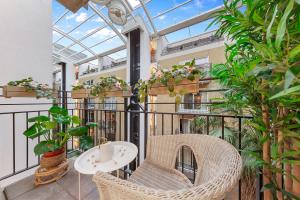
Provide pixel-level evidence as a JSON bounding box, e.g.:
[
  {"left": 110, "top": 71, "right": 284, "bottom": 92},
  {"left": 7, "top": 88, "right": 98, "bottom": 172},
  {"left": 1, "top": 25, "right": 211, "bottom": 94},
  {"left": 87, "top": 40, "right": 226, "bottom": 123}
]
[
  {"left": 144, "top": 95, "right": 148, "bottom": 159},
  {"left": 124, "top": 97, "right": 128, "bottom": 179}
]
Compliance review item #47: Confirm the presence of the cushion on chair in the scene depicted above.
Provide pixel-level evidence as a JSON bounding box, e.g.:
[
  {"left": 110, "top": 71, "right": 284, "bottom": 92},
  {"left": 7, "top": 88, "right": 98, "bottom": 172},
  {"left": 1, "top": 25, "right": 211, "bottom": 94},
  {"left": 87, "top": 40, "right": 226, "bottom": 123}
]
[{"left": 128, "top": 160, "right": 193, "bottom": 190}]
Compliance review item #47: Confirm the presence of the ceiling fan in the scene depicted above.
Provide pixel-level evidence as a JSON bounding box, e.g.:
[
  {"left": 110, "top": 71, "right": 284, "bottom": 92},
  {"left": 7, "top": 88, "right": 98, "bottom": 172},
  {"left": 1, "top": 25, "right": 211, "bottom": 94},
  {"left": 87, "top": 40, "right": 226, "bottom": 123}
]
[{"left": 58, "top": 0, "right": 128, "bottom": 25}]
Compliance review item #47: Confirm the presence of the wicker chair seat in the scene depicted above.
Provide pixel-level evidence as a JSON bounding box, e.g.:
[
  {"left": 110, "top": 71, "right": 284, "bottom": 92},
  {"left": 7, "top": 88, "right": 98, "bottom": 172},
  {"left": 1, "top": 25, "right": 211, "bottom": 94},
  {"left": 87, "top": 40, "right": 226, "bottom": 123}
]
[
  {"left": 128, "top": 160, "right": 193, "bottom": 190},
  {"left": 93, "top": 134, "right": 242, "bottom": 200}
]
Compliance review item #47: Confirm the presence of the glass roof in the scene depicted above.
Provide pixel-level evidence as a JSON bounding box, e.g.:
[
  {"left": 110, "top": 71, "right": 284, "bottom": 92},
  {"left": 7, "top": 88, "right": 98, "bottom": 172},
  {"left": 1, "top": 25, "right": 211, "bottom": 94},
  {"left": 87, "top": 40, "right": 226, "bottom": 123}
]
[{"left": 52, "top": 0, "right": 222, "bottom": 65}]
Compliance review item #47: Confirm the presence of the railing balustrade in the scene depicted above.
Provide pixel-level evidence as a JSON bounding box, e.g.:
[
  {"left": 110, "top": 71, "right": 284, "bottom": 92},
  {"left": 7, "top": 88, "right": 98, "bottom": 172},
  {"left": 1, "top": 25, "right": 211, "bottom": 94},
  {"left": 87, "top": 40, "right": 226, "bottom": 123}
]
[{"left": 0, "top": 91, "right": 259, "bottom": 200}]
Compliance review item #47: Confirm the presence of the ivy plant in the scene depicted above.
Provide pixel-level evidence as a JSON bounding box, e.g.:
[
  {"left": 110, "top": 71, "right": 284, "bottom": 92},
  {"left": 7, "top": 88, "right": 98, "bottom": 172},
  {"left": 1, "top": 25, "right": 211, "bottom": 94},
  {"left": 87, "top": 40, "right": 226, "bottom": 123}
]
[
  {"left": 8, "top": 77, "right": 53, "bottom": 99},
  {"left": 135, "top": 59, "right": 204, "bottom": 103},
  {"left": 90, "top": 76, "right": 130, "bottom": 100}
]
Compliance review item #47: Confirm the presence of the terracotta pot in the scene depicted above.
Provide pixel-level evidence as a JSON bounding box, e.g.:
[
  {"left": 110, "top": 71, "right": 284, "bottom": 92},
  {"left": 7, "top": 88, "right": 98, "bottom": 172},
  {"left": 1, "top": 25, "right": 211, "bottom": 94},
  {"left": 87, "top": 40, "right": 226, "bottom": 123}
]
[
  {"left": 40, "top": 148, "right": 65, "bottom": 169},
  {"left": 43, "top": 148, "right": 65, "bottom": 158}
]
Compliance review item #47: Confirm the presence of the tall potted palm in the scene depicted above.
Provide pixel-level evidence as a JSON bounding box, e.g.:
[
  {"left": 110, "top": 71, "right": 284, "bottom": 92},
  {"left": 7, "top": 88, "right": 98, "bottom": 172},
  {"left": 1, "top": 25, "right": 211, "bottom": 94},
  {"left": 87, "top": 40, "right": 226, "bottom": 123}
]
[{"left": 210, "top": 0, "right": 300, "bottom": 199}]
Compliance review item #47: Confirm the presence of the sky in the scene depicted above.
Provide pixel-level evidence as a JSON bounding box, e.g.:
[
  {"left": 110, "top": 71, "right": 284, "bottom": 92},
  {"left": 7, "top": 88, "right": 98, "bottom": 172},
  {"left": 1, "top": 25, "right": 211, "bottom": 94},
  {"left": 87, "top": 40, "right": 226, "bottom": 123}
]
[{"left": 52, "top": 0, "right": 223, "bottom": 62}]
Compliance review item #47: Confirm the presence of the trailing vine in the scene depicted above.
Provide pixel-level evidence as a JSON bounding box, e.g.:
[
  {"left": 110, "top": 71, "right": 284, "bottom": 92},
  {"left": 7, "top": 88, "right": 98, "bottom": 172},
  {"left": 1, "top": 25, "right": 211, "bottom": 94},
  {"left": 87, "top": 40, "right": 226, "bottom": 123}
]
[
  {"left": 8, "top": 77, "right": 53, "bottom": 99},
  {"left": 135, "top": 59, "right": 204, "bottom": 103},
  {"left": 90, "top": 76, "right": 130, "bottom": 100}
]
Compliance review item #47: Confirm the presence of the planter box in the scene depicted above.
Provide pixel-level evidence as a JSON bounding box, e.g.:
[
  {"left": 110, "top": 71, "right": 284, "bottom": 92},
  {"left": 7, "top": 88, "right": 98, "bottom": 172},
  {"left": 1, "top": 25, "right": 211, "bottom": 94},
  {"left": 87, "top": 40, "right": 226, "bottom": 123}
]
[
  {"left": 71, "top": 89, "right": 91, "bottom": 99},
  {"left": 2, "top": 86, "right": 58, "bottom": 99},
  {"left": 2, "top": 86, "right": 36, "bottom": 98},
  {"left": 148, "top": 78, "right": 200, "bottom": 96},
  {"left": 57, "top": 0, "right": 89, "bottom": 13},
  {"left": 105, "top": 86, "right": 132, "bottom": 97}
]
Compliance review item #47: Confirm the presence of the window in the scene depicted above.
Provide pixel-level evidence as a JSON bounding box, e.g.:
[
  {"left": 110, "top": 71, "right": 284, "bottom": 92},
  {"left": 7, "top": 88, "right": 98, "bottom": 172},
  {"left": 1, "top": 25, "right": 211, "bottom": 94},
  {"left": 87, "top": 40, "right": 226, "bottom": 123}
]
[
  {"left": 85, "top": 80, "right": 94, "bottom": 85},
  {"left": 102, "top": 97, "right": 117, "bottom": 110},
  {"left": 179, "top": 92, "right": 208, "bottom": 113}
]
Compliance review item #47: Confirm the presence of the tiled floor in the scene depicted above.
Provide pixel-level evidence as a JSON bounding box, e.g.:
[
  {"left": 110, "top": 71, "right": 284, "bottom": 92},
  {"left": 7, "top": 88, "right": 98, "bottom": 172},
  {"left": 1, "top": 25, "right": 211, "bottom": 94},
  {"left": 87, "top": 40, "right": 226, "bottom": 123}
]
[{"left": 3, "top": 160, "right": 99, "bottom": 200}]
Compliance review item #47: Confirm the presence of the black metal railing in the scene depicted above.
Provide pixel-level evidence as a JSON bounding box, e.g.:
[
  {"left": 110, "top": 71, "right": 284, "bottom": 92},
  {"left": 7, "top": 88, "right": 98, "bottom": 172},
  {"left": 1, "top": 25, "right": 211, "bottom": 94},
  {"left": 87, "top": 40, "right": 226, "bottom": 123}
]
[{"left": 0, "top": 90, "right": 259, "bottom": 200}]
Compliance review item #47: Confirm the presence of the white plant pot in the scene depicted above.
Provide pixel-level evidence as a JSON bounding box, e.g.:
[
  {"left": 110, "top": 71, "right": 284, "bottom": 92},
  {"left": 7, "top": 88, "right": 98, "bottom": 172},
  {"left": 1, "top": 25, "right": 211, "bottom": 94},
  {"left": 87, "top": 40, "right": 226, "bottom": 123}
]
[{"left": 97, "top": 142, "right": 114, "bottom": 163}]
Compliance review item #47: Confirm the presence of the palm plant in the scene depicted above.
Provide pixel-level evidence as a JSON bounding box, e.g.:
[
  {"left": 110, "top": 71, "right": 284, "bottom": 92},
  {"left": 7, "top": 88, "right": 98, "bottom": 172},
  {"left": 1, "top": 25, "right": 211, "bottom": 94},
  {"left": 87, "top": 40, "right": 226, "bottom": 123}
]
[{"left": 209, "top": 0, "right": 300, "bottom": 199}]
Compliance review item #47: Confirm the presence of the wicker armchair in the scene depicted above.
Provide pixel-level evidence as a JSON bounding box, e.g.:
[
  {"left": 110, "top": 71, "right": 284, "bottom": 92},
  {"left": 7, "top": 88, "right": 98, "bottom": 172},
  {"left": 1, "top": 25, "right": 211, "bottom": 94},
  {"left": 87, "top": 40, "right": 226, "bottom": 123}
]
[{"left": 93, "top": 134, "right": 243, "bottom": 200}]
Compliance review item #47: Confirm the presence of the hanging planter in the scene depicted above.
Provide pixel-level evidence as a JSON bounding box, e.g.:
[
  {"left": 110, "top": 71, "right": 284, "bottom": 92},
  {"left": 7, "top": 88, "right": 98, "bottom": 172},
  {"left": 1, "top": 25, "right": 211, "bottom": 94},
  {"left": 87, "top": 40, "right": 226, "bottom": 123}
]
[
  {"left": 3, "top": 77, "right": 55, "bottom": 99},
  {"left": 148, "top": 78, "right": 200, "bottom": 96},
  {"left": 71, "top": 85, "right": 92, "bottom": 99},
  {"left": 104, "top": 86, "right": 132, "bottom": 97},
  {"left": 3, "top": 85, "right": 36, "bottom": 98},
  {"left": 135, "top": 59, "right": 205, "bottom": 104},
  {"left": 90, "top": 76, "right": 131, "bottom": 100}
]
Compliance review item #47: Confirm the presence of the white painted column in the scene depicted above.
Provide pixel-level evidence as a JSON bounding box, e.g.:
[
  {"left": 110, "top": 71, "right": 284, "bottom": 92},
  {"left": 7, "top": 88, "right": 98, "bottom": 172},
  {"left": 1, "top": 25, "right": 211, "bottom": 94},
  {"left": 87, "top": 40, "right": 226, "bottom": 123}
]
[{"left": 138, "top": 27, "right": 151, "bottom": 163}]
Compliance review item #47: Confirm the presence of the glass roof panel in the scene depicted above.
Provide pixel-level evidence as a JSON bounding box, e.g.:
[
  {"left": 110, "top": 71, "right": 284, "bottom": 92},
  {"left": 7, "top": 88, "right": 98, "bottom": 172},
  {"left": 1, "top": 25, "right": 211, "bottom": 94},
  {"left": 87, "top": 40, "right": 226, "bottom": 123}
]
[
  {"left": 56, "top": 37, "right": 74, "bottom": 47},
  {"left": 69, "top": 44, "right": 85, "bottom": 53},
  {"left": 109, "top": 49, "right": 127, "bottom": 60},
  {"left": 55, "top": 7, "right": 95, "bottom": 33},
  {"left": 90, "top": 37, "right": 123, "bottom": 54},
  {"left": 69, "top": 15, "right": 105, "bottom": 38},
  {"left": 52, "top": 0, "right": 224, "bottom": 64},
  {"left": 52, "top": 31, "right": 62, "bottom": 42},
  {"left": 81, "top": 27, "right": 117, "bottom": 47},
  {"left": 69, "top": 50, "right": 90, "bottom": 61},
  {"left": 166, "top": 18, "right": 218, "bottom": 43},
  {"left": 52, "top": 1, "right": 66, "bottom": 22}
]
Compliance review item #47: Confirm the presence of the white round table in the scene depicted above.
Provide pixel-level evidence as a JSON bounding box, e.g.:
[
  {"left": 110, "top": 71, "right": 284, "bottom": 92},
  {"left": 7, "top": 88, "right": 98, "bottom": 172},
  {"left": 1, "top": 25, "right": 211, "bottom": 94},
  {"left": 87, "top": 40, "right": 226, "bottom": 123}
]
[{"left": 74, "top": 141, "right": 138, "bottom": 200}]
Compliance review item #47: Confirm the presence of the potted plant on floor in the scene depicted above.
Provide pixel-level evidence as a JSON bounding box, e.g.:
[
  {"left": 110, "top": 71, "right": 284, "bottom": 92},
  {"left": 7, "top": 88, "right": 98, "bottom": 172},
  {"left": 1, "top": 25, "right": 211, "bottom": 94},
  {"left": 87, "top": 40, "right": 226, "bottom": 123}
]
[
  {"left": 135, "top": 59, "right": 205, "bottom": 104},
  {"left": 209, "top": 0, "right": 300, "bottom": 198},
  {"left": 3, "top": 77, "right": 55, "bottom": 98},
  {"left": 23, "top": 105, "right": 96, "bottom": 169}
]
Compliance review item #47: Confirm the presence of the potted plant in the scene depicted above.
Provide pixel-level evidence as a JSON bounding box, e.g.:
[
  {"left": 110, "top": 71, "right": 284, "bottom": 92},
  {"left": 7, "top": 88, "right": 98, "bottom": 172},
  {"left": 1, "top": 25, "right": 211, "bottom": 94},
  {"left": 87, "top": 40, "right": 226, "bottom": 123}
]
[
  {"left": 90, "top": 76, "right": 131, "bottom": 100},
  {"left": 71, "top": 84, "right": 92, "bottom": 99},
  {"left": 23, "top": 105, "right": 96, "bottom": 169},
  {"left": 135, "top": 59, "right": 204, "bottom": 104},
  {"left": 3, "top": 77, "right": 55, "bottom": 98}
]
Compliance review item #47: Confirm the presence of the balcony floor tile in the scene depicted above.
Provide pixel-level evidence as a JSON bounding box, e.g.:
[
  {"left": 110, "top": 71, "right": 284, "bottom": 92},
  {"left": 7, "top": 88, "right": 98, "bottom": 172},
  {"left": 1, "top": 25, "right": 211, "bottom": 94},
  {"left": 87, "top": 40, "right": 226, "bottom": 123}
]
[{"left": 4, "top": 159, "right": 99, "bottom": 200}]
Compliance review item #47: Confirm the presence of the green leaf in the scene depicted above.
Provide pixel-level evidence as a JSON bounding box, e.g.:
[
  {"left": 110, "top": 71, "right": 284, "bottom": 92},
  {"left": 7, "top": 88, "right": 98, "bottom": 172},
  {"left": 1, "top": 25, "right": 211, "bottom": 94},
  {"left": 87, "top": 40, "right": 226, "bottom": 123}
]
[
  {"left": 86, "top": 122, "right": 97, "bottom": 128},
  {"left": 250, "top": 40, "right": 275, "bottom": 59},
  {"left": 289, "top": 44, "right": 300, "bottom": 59},
  {"left": 44, "top": 121, "right": 56, "bottom": 129},
  {"left": 68, "top": 126, "right": 87, "bottom": 136},
  {"left": 49, "top": 106, "right": 68, "bottom": 116},
  {"left": 275, "top": 0, "right": 294, "bottom": 50},
  {"left": 28, "top": 115, "right": 49, "bottom": 122},
  {"left": 71, "top": 116, "right": 81, "bottom": 124},
  {"left": 23, "top": 124, "right": 48, "bottom": 139},
  {"left": 282, "top": 159, "right": 300, "bottom": 165},
  {"left": 284, "top": 70, "right": 296, "bottom": 89},
  {"left": 34, "top": 141, "right": 60, "bottom": 156},
  {"left": 266, "top": 5, "right": 278, "bottom": 47},
  {"left": 79, "top": 135, "right": 93, "bottom": 151},
  {"left": 270, "top": 85, "right": 300, "bottom": 100}
]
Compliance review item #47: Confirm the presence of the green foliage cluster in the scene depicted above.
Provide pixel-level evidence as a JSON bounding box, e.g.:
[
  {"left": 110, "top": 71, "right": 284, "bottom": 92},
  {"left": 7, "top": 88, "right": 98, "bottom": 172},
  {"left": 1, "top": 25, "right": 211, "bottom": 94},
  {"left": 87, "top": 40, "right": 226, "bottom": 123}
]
[
  {"left": 72, "top": 84, "right": 86, "bottom": 91},
  {"left": 135, "top": 59, "right": 204, "bottom": 103},
  {"left": 209, "top": 0, "right": 300, "bottom": 198},
  {"left": 8, "top": 77, "right": 53, "bottom": 99},
  {"left": 72, "top": 76, "right": 130, "bottom": 100},
  {"left": 90, "top": 76, "right": 129, "bottom": 99},
  {"left": 23, "top": 106, "right": 96, "bottom": 155}
]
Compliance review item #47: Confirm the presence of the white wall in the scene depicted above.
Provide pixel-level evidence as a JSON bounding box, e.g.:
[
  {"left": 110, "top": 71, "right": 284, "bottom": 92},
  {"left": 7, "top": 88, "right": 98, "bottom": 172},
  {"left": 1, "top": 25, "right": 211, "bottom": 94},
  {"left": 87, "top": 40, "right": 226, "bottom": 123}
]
[{"left": 0, "top": 0, "right": 52, "bottom": 186}]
